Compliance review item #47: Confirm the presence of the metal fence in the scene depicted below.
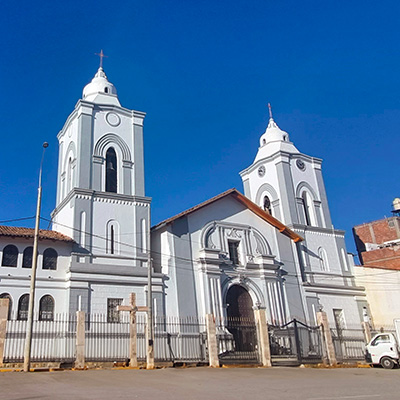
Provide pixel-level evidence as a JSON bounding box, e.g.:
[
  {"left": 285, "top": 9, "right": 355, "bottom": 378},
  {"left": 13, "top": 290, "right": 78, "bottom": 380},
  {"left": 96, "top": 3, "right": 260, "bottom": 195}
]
[
  {"left": 216, "top": 317, "right": 260, "bottom": 364},
  {"left": 331, "top": 327, "right": 365, "bottom": 361},
  {"left": 153, "top": 316, "right": 208, "bottom": 363},
  {"left": 269, "top": 319, "right": 323, "bottom": 365},
  {"left": 3, "top": 313, "right": 208, "bottom": 365},
  {"left": 4, "top": 313, "right": 76, "bottom": 363}
]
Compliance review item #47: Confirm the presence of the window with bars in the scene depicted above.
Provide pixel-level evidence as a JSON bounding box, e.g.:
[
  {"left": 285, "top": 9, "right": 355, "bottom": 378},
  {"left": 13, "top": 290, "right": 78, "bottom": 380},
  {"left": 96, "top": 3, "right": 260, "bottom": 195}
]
[
  {"left": 39, "top": 295, "right": 54, "bottom": 321},
  {"left": 228, "top": 241, "right": 240, "bottom": 265},
  {"left": 17, "top": 294, "right": 29, "bottom": 320},
  {"left": 43, "top": 248, "right": 58, "bottom": 270},
  {"left": 2, "top": 245, "right": 18, "bottom": 267},
  {"left": 107, "top": 298, "right": 123, "bottom": 323},
  {"left": 22, "top": 247, "right": 33, "bottom": 268}
]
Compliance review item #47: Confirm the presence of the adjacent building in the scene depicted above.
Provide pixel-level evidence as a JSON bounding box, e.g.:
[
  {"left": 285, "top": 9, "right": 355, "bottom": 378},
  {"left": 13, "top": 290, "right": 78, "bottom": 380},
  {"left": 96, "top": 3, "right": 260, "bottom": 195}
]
[{"left": 353, "top": 199, "right": 400, "bottom": 327}]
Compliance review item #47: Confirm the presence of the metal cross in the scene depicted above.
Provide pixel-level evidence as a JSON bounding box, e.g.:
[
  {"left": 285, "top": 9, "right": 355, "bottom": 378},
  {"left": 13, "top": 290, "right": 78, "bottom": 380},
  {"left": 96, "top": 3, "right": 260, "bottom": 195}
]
[
  {"left": 268, "top": 103, "right": 273, "bottom": 119},
  {"left": 95, "top": 49, "right": 108, "bottom": 68}
]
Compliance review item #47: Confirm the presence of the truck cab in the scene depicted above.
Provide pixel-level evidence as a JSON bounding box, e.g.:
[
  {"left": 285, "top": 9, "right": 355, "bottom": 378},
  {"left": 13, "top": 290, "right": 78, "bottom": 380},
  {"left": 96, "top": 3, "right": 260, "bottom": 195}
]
[{"left": 365, "top": 333, "right": 399, "bottom": 369}]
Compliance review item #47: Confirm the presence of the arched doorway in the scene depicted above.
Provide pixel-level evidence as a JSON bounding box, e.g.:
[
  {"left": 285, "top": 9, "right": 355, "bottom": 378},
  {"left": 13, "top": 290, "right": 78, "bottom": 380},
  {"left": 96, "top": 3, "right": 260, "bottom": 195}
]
[{"left": 226, "top": 285, "right": 257, "bottom": 353}]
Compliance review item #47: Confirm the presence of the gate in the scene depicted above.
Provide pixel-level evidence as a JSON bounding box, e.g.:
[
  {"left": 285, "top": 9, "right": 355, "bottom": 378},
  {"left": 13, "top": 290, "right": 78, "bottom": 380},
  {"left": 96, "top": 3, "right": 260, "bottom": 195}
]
[
  {"left": 216, "top": 316, "right": 260, "bottom": 364},
  {"left": 269, "top": 319, "right": 323, "bottom": 365}
]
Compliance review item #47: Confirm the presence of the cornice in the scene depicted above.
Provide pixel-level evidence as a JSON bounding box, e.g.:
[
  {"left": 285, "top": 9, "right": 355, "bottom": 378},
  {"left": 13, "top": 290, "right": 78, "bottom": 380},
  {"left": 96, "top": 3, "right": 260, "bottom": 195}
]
[
  {"left": 290, "top": 224, "right": 345, "bottom": 237},
  {"left": 52, "top": 188, "right": 152, "bottom": 217},
  {"left": 239, "top": 152, "right": 323, "bottom": 176}
]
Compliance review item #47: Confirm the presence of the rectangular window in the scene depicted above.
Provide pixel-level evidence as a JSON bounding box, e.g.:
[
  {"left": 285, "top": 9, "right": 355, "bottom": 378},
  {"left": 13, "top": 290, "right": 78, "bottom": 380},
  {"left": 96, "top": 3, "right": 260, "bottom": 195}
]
[
  {"left": 107, "top": 298, "right": 123, "bottom": 323},
  {"left": 228, "top": 241, "right": 240, "bottom": 265}
]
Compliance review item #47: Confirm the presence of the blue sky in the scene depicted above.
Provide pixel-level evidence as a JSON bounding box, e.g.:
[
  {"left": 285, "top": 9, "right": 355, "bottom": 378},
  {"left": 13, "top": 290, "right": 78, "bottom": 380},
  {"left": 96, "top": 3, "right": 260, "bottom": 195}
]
[{"left": 0, "top": 0, "right": 399, "bottom": 254}]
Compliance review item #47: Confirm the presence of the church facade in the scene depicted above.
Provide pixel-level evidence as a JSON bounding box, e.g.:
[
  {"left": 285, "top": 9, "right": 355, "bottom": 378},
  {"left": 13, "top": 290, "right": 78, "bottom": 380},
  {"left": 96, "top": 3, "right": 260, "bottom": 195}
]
[{"left": 0, "top": 67, "right": 368, "bottom": 329}]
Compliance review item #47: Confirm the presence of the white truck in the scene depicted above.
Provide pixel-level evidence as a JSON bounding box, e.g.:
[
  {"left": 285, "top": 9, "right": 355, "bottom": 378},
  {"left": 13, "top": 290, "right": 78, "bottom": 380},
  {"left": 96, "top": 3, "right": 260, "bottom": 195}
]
[{"left": 365, "top": 319, "right": 400, "bottom": 369}]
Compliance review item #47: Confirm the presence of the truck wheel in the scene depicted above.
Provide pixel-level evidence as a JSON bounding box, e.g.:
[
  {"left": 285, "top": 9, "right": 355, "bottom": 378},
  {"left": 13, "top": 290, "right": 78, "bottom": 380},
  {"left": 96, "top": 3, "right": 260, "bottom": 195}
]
[{"left": 380, "top": 357, "right": 395, "bottom": 369}]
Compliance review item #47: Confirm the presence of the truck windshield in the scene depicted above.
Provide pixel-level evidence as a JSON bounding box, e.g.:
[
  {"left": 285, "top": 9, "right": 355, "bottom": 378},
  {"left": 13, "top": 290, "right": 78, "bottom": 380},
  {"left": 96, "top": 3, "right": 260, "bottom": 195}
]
[{"left": 371, "top": 335, "right": 391, "bottom": 346}]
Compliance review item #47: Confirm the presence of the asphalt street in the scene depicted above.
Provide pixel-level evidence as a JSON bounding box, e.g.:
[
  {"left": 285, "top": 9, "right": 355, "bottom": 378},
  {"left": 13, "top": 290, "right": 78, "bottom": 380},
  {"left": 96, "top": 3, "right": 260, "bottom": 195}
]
[{"left": 0, "top": 367, "right": 399, "bottom": 400}]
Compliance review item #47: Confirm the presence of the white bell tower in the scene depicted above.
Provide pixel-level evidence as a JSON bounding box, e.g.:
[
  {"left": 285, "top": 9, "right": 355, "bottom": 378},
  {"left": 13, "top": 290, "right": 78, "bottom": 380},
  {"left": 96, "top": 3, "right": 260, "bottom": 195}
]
[
  {"left": 52, "top": 65, "right": 151, "bottom": 267},
  {"left": 240, "top": 105, "right": 332, "bottom": 229}
]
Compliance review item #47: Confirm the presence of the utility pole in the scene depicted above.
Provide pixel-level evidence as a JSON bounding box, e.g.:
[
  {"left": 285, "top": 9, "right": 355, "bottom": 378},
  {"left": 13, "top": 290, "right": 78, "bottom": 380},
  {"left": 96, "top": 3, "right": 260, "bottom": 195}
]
[
  {"left": 23, "top": 142, "right": 49, "bottom": 372},
  {"left": 146, "top": 252, "right": 155, "bottom": 369}
]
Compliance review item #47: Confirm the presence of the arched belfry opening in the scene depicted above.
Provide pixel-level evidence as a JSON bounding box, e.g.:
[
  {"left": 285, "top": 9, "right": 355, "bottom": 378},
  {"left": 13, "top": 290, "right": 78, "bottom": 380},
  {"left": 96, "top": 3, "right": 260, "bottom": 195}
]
[
  {"left": 106, "top": 147, "right": 117, "bottom": 193},
  {"left": 226, "top": 285, "right": 257, "bottom": 353}
]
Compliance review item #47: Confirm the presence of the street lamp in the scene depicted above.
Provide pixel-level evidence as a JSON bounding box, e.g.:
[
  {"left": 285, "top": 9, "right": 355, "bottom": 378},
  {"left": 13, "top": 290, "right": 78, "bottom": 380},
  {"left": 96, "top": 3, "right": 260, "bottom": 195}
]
[{"left": 23, "top": 142, "right": 49, "bottom": 372}]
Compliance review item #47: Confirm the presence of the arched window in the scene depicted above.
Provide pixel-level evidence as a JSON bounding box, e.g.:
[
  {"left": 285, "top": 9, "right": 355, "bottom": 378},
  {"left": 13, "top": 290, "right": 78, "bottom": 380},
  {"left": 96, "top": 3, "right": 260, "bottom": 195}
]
[
  {"left": 1, "top": 245, "right": 18, "bottom": 267},
  {"left": 39, "top": 295, "right": 54, "bottom": 321},
  {"left": 301, "top": 191, "right": 312, "bottom": 226},
  {"left": 106, "top": 147, "right": 117, "bottom": 193},
  {"left": 104, "top": 87, "right": 109, "bottom": 93},
  {"left": 43, "top": 248, "right": 58, "bottom": 270},
  {"left": 318, "top": 247, "right": 329, "bottom": 272},
  {"left": 67, "top": 157, "right": 73, "bottom": 192},
  {"left": 263, "top": 195, "right": 272, "bottom": 215},
  {"left": 106, "top": 221, "right": 119, "bottom": 255},
  {"left": 22, "top": 246, "right": 33, "bottom": 268},
  {"left": 0, "top": 293, "right": 12, "bottom": 319},
  {"left": 17, "top": 294, "right": 29, "bottom": 320}
]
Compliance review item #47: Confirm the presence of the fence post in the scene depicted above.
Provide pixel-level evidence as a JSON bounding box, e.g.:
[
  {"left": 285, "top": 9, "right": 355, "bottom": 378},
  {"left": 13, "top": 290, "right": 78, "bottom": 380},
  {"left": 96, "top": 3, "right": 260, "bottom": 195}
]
[
  {"left": 129, "top": 293, "right": 138, "bottom": 367},
  {"left": 0, "top": 298, "right": 9, "bottom": 365},
  {"left": 316, "top": 311, "right": 337, "bottom": 366},
  {"left": 293, "top": 319, "right": 303, "bottom": 364},
  {"left": 75, "top": 311, "right": 85, "bottom": 369},
  {"left": 254, "top": 308, "right": 272, "bottom": 367},
  {"left": 362, "top": 322, "right": 372, "bottom": 344},
  {"left": 206, "top": 314, "right": 219, "bottom": 367}
]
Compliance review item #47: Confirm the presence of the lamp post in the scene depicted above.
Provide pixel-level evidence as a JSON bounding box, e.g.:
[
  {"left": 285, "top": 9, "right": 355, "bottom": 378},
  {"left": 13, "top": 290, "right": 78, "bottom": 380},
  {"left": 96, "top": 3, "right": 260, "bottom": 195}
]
[{"left": 23, "top": 142, "right": 49, "bottom": 372}]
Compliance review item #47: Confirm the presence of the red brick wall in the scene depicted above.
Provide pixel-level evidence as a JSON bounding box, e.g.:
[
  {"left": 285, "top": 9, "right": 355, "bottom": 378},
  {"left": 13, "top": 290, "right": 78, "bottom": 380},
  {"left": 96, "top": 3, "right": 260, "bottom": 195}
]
[
  {"left": 353, "top": 217, "right": 400, "bottom": 267},
  {"left": 354, "top": 218, "right": 400, "bottom": 245},
  {"left": 361, "top": 247, "right": 400, "bottom": 270}
]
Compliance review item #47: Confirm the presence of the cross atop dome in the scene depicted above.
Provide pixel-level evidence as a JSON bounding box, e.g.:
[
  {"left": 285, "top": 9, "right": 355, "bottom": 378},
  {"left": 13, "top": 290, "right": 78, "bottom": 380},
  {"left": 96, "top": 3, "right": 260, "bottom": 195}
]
[
  {"left": 268, "top": 103, "right": 273, "bottom": 119},
  {"left": 95, "top": 49, "right": 108, "bottom": 69}
]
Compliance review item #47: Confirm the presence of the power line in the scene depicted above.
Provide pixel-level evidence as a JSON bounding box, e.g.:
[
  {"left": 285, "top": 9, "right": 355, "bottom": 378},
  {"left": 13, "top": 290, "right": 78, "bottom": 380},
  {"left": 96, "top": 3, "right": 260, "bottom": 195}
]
[{"left": 0, "top": 216, "right": 35, "bottom": 224}]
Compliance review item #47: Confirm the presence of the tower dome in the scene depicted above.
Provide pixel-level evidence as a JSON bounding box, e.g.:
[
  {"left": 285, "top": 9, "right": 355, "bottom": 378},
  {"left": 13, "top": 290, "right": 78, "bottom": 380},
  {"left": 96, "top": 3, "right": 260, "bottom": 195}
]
[
  {"left": 259, "top": 117, "right": 289, "bottom": 147},
  {"left": 82, "top": 67, "right": 120, "bottom": 106}
]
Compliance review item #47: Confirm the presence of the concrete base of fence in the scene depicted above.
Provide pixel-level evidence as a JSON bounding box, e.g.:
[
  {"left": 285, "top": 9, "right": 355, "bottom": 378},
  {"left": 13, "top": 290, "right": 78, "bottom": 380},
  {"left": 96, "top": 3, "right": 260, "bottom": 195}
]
[
  {"left": 254, "top": 309, "right": 272, "bottom": 367},
  {"left": 316, "top": 311, "right": 337, "bottom": 366},
  {"left": 0, "top": 299, "right": 9, "bottom": 365},
  {"left": 362, "top": 322, "right": 372, "bottom": 343},
  {"left": 206, "top": 314, "right": 220, "bottom": 368}
]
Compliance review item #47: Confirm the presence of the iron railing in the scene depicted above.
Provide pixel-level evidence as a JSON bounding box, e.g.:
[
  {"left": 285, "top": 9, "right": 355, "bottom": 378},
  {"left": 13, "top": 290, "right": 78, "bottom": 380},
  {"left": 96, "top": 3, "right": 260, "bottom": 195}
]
[
  {"left": 4, "top": 313, "right": 76, "bottom": 363},
  {"left": 216, "top": 316, "right": 260, "bottom": 364},
  {"left": 331, "top": 327, "right": 365, "bottom": 361}
]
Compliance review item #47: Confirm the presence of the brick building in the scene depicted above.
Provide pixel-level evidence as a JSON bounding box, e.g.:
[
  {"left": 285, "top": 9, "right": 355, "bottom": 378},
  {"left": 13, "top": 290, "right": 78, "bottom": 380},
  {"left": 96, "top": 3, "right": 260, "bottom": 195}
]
[{"left": 353, "top": 214, "right": 400, "bottom": 269}]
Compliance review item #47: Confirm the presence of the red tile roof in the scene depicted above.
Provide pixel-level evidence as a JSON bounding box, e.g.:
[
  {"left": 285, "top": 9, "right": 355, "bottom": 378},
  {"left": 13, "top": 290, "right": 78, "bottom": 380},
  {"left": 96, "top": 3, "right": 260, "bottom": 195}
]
[
  {"left": 0, "top": 226, "right": 74, "bottom": 243},
  {"left": 152, "top": 188, "right": 303, "bottom": 243}
]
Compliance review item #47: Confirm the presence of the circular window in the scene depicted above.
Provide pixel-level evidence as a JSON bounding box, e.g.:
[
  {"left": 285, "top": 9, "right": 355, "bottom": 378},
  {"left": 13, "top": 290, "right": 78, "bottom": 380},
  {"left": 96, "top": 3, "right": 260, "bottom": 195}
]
[
  {"left": 105, "top": 112, "right": 121, "bottom": 127},
  {"left": 296, "top": 159, "right": 306, "bottom": 171},
  {"left": 258, "top": 165, "right": 266, "bottom": 177}
]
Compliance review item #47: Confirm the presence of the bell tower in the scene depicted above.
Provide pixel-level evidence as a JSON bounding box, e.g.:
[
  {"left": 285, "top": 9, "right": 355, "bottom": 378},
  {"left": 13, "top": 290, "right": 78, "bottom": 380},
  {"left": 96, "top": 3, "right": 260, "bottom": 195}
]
[
  {"left": 52, "top": 66, "right": 151, "bottom": 267},
  {"left": 240, "top": 110, "right": 332, "bottom": 230}
]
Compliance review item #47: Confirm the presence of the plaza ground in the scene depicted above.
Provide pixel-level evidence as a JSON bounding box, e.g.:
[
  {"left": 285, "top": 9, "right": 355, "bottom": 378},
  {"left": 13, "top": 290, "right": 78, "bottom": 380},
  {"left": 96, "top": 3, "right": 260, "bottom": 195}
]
[{"left": 0, "top": 367, "right": 399, "bottom": 400}]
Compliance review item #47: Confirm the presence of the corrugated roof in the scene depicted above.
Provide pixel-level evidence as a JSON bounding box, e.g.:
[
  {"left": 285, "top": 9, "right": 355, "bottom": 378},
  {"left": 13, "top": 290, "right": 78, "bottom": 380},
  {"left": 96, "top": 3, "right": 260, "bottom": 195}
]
[
  {"left": 0, "top": 226, "right": 74, "bottom": 243},
  {"left": 151, "top": 188, "right": 303, "bottom": 243}
]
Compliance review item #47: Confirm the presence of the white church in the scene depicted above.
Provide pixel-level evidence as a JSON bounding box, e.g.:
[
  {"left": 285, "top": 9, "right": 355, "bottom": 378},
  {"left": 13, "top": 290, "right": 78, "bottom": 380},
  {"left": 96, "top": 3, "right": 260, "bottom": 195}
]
[{"left": 0, "top": 65, "right": 368, "bottom": 330}]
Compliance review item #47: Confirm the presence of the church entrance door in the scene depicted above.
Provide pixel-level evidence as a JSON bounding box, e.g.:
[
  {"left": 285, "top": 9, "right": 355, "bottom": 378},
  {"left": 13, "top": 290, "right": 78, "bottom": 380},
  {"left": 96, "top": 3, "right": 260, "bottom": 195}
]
[{"left": 224, "top": 285, "right": 258, "bottom": 358}]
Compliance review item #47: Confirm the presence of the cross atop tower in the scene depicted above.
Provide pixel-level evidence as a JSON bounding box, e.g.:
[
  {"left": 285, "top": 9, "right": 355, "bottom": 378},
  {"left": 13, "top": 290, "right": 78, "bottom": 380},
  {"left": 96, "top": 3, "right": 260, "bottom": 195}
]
[
  {"left": 268, "top": 103, "right": 273, "bottom": 119},
  {"left": 95, "top": 49, "right": 108, "bottom": 68}
]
